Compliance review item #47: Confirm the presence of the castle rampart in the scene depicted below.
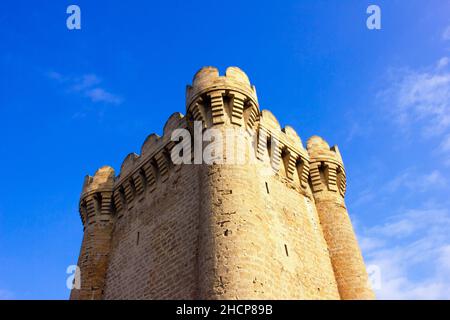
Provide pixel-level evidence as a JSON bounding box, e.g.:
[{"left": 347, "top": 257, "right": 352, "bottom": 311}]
[{"left": 70, "top": 66, "right": 374, "bottom": 300}]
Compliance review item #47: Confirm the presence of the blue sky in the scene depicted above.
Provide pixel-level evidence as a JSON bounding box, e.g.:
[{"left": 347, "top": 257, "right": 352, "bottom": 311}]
[{"left": 1, "top": 0, "right": 450, "bottom": 299}]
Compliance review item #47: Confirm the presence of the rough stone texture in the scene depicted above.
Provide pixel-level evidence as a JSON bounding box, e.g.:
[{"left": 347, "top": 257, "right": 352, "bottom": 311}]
[{"left": 70, "top": 66, "right": 374, "bottom": 300}]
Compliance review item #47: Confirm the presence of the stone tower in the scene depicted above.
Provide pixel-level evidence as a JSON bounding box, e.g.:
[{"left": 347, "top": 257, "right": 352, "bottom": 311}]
[{"left": 70, "top": 67, "right": 374, "bottom": 300}]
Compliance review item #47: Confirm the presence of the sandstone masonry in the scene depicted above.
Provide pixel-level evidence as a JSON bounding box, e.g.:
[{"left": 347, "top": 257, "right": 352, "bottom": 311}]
[{"left": 70, "top": 67, "right": 375, "bottom": 300}]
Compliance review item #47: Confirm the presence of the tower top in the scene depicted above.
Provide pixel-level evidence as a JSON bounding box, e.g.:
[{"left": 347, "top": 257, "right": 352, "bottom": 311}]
[
  {"left": 307, "top": 135, "right": 344, "bottom": 165},
  {"left": 81, "top": 165, "right": 115, "bottom": 196},
  {"left": 186, "top": 66, "right": 258, "bottom": 110}
]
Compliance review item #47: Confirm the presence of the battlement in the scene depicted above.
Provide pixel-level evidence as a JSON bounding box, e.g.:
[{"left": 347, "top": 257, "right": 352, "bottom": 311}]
[
  {"left": 112, "top": 112, "right": 186, "bottom": 214},
  {"left": 117, "top": 112, "right": 185, "bottom": 180},
  {"left": 257, "top": 109, "right": 310, "bottom": 188},
  {"left": 81, "top": 67, "right": 352, "bottom": 212},
  {"left": 78, "top": 67, "right": 349, "bottom": 215},
  {"left": 107, "top": 109, "right": 313, "bottom": 213},
  {"left": 112, "top": 108, "right": 313, "bottom": 205}
]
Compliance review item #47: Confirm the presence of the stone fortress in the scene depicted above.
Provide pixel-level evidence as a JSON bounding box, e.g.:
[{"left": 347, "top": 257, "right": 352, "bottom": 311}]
[{"left": 70, "top": 67, "right": 375, "bottom": 300}]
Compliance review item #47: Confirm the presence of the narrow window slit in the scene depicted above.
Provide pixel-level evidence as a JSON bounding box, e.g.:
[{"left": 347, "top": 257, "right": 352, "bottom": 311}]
[{"left": 284, "top": 244, "right": 289, "bottom": 257}]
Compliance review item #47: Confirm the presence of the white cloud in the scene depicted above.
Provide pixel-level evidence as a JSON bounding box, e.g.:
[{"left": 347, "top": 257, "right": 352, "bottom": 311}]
[
  {"left": 47, "top": 71, "right": 122, "bottom": 106},
  {"left": 437, "top": 57, "right": 449, "bottom": 69},
  {"left": 71, "top": 74, "right": 101, "bottom": 92},
  {"left": 359, "top": 208, "right": 450, "bottom": 299},
  {"left": 438, "top": 245, "right": 450, "bottom": 272},
  {"left": 46, "top": 71, "right": 64, "bottom": 81},
  {"left": 392, "top": 72, "right": 450, "bottom": 135},
  {"left": 423, "top": 170, "right": 447, "bottom": 187},
  {"left": 348, "top": 168, "right": 446, "bottom": 216},
  {"left": 85, "top": 88, "right": 122, "bottom": 105},
  {"left": 351, "top": 188, "right": 376, "bottom": 208},
  {"left": 385, "top": 169, "right": 446, "bottom": 193},
  {"left": 359, "top": 236, "right": 385, "bottom": 252},
  {"left": 0, "top": 289, "right": 14, "bottom": 300},
  {"left": 443, "top": 25, "right": 450, "bottom": 41},
  {"left": 380, "top": 59, "right": 450, "bottom": 137},
  {"left": 379, "top": 57, "right": 450, "bottom": 163},
  {"left": 439, "top": 134, "right": 450, "bottom": 153}
]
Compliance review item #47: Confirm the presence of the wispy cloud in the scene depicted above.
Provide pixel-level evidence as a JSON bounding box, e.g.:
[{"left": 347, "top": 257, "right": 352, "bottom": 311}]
[
  {"left": 85, "top": 88, "right": 123, "bottom": 105},
  {"left": 70, "top": 74, "right": 101, "bottom": 92},
  {"left": 380, "top": 62, "right": 450, "bottom": 137},
  {"left": 0, "top": 289, "right": 14, "bottom": 300},
  {"left": 359, "top": 207, "right": 450, "bottom": 299},
  {"left": 437, "top": 57, "right": 449, "bottom": 69},
  {"left": 352, "top": 52, "right": 450, "bottom": 298},
  {"left": 351, "top": 188, "right": 376, "bottom": 208},
  {"left": 344, "top": 121, "right": 373, "bottom": 143},
  {"left": 351, "top": 168, "right": 446, "bottom": 210},
  {"left": 378, "top": 57, "right": 450, "bottom": 164},
  {"left": 47, "top": 71, "right": 64, "bottom": 81},
  {"left": 385, "top": 169, "right": 446, "bottom": 193},
  {"left": 440, "top": 134, "right": 450, "bottom": 154},
  {"left": 443, "top": 25, "right": 450, "bottom": 41},
  {"left": 46, "top": 71, "right": 123, "bottom": 106}
]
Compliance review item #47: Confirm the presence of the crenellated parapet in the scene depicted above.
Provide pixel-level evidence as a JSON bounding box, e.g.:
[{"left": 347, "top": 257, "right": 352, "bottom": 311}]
[
  {"left": 78, "top": 67, "right": 325, "bottom": 222},
  {"left": 79, "top": 166, "right": 116, "bottom": 228},
  {"left": 256, "top": 110, "right": 310, "bottom": 188},
  {"left": 186, "top": 67, "right": 313, "bottom": 190},
  {"left": 111, "top": 112, "right": 186, "bottom": 215},
  {"left": 78, "top": 67, "right": 348, "bottom": 219},
  {"left": 186, "top": 67, "right": 260, "bottom": 129},
  {"left": 307, "top": 136, "right": 346, "bottom": 197},
  {"left": 78, "top": 112, "right": 188, "bottom": 222}
]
